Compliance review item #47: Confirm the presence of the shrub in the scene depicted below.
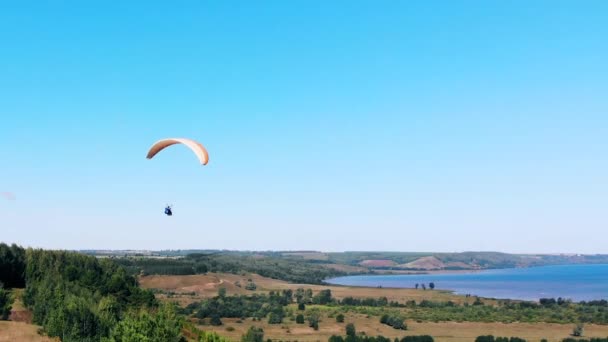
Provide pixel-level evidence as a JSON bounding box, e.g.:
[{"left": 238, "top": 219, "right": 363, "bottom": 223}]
[{"left": 296, "top": 314, "right": 305, "bottom": 324}]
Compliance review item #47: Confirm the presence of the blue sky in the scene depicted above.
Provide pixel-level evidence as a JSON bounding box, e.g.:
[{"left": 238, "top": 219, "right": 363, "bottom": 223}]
[{"left": 1, "top": 1, "right": 607, "bottom": 253}]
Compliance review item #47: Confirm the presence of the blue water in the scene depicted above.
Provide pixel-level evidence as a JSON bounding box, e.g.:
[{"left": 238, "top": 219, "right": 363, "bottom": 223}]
[{"left": 326, "top": 264, "right": 608, "bottom": 302}]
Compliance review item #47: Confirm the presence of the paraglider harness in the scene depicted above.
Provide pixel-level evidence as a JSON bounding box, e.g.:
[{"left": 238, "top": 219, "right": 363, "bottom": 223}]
[{"left": 164, "top": 205, "right": 173, "bottom": 216}]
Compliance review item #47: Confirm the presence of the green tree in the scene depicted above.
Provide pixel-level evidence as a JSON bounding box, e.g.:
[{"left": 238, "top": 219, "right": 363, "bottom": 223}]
[
  {"left": 296, "top": 314, "right": 305, "bottom": 324},
  {"left": 298, "top": 303, "right": 306, "bottom": 311},
  {"left": 0, "top": 287, "right": 12, "bottom": 320},
  {"left": 105, "top": 303, "right": 185, "bottom": 342},
  {"left": 307, "top": 310, "right": 320, "bottom": 330},
  {"left": 0, "top": 243, "right": 26, "bottom": 288},
  {"left": 218, "top": 287, "right": 227, "bottom": 298},
  {"left": 313, "top": 289, "right": 333, "bottom": 304},
  {"left": 295, "top": 288, "right": 305, "bottom": 304},
  {"left": 241, "top": 326, "right": 264, "bottom": 342},
  {"left": 210, "top": 314, "right": 223, "bottom": 326},
  {"left": 305, "top": 289, "right": 313, "bottom": 303},
  {"left": 572, "top": 323, "right": 584, "bottom": 337},
  {"left": 268, "top": 312, "right": 282, "bottom": 324},
  {"left": 198, "top": 331, "right": 230, "bottom": 342},
  {"left": 429, "top": 282, "right": 435, "bottom": 290},
  {"left": 345, "top": 323, "right": 356, "bottom": 337},
  {"left": 336, "top": 313, "right": 345, "bottom": 323}
]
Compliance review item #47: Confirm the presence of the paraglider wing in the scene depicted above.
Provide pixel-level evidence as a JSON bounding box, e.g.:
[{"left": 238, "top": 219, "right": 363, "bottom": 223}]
[{"left": 146, "top": 138, "right": 209, "bottom": 165}]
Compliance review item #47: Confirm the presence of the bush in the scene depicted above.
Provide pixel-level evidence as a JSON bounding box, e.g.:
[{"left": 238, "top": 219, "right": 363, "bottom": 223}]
[
  {"left": 268, "top": 312, "right": 283, "bottom": 324},
  {"left": 400, "top": 336, "right": 434, "bottom": 342},
  {"left": 572, "top": 324, "right": 584, "bottom": 337},
  {"left": 210, "top": 314, "right": 223, "bottom": 326},
  {"left": 336, "top": 313, "right": 345, "bottom": 323},
  {"left": 296, "top": 314, "right": 305, "bottom": 324},
  {"left": 346, "top": 323, "right": 356, "bottom": 337},
  {"left": 242, "top": 326, "right": 264, "bottom": 342},
  {"left": 106, "top": 303, "right": 184, "bottom": 342},
  {"left": 380, "top": 314, "right": 407, "bottom": 330}
]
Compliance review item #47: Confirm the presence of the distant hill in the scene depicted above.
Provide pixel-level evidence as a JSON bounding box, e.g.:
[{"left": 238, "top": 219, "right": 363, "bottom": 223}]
[{"left": 82, "top": 249, "right": 608, "bottom": 273}]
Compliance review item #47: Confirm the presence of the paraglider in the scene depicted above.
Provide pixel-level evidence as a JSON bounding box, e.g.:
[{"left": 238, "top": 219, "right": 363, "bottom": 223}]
[
  {"left": 146, "top": 138, "right": 209, "bottom": 165},
  {"left": 146, "top": 138, "right": 209, "bottom": 216}
]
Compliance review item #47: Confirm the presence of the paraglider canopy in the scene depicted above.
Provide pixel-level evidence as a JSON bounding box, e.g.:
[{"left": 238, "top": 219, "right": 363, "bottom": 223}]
[{"left": 146, "top": 138, "right": 209, "bottom": 165}]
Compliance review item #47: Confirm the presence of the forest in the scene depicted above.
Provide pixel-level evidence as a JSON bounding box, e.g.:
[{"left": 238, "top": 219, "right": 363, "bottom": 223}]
[
  {"left": 0, "top": 242, "right": 222, "bottom": 342},
  {"left": 113, "top": 252, "right": 352, "bottom": 284}
]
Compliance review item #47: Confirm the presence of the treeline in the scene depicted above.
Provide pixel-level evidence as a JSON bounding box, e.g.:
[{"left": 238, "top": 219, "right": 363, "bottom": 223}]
[
  {"left": 184, "top": 290, "right": 294, "bottom": 322},
  {"left": 343, "top": 297, "right": 608, "bottom": 325},
  {"left": 0, "top": 243, "right": 26, "bottom": 321},
  {"left": 475, "top": 337, "right": 526, "bottom": 342},
  {"left": 115, "top": 253, "right": 349, "bottom": 284},
  {"left": 183, "top": 288, "right": 608, "bottom": 326},
  {"left": 0, "top": 243, "right": 26, "bottom": 288}
]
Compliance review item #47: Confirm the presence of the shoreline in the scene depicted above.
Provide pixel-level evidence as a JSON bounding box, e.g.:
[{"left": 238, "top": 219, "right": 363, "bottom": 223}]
[{"left": 324, "top": 263, "right": 608, "bottom": 302}]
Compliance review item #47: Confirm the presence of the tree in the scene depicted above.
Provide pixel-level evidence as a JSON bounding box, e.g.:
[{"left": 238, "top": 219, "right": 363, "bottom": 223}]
[
  {"left": 421, "top": 284, "right": 426, "bottom": 290},
  {"left": 295, "top": 288, "right": 305, "bottom": 304},
  {"left": 429, "top": 282, "right": 435, "bottom": 290},
  {"left": 218, "top": 287, "right": 227, "bottom": 298},
  {"left": 415, "top": 283, "right": 419, "bottom": 290},
  {"left": 305, "top": 289, "right": 313, "bottom": 303},
  {"left": 199, "top": 331, "right": 230, "bottom": 342},
  {"left": 0, "top": 287, "right": 12, "bottom": 320},
  {"left": 296, "top": 314, "right": 305, "bottom": 324},
  {"left": 298, "top": 303, "right": 306, "bottom": 311},
  {"left": 313, "top": 289, "right": 333, "bottom": 304},
  {"left": 268, "top": 312, "right": 282, "bottom": 324},
  {"left": 241, "top": 326, "right": 264, "bottom": 342},
  {"left": 0, "top": 243, "right": 26, "bottom": 288},
  {"left": 572, "top": 323, "right": 584, "bottom": 337},
  {"left": 345, "top": 323, "right": 356, "bottom": 337},
  {"left": 105, "top": 303, "right": 185, "bottom": 342},
  {"left": 195, "top": 263, "right": 209, "bottom": 274},
  {"left": 307, "top": 311, "right": 320, "bottom": 330},
  {"left": 336, "top": 313, "right": 345, "bottom": 323},
  {"left": 210, "top": 314, "right": 223, "bottom": 326}
]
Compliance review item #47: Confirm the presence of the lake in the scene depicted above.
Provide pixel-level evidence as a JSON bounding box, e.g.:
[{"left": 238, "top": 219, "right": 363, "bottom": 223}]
[{"left": 326, "top": 263, "right": 608, "bottom": 302}]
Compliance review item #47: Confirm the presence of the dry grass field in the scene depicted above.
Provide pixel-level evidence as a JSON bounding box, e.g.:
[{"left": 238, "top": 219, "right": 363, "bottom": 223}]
[
  {"left": 0, "top": 290, "right": 56, "bottom": 342},
  {"left": 136, "top": 273, "right": 608, "bottom": 342},
  {"left": 138, "top": 272, "right": 486, "bottom": 306},
  {"left": 0, "top": 321, "right": 57, "bottom": 342},
  {"left": 198, "top": 314, "right": 608, "bottom": 342}
]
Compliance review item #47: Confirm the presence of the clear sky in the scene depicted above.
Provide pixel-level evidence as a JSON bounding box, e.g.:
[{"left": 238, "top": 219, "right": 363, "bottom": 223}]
[{"left": 1, "top": 1, "right": 607, "bottom": 253}]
